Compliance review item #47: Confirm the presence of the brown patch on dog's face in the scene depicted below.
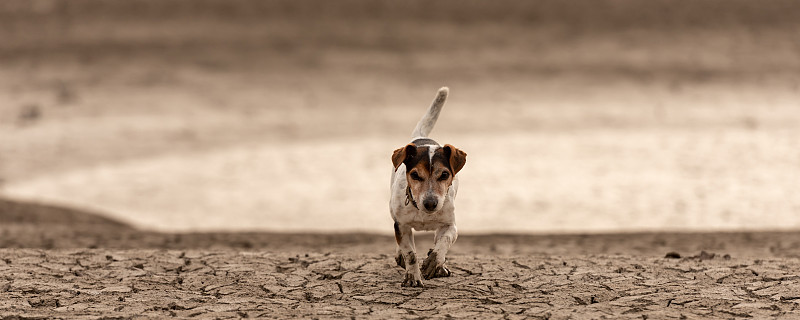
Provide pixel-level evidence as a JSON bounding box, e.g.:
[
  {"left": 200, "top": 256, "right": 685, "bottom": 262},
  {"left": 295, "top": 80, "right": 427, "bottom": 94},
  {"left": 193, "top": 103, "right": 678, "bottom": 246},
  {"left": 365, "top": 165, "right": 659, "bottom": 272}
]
[
  {"left": 443, "top": 144, "right": 467, "bottom": 175},
  {"left": 393, "top": 144, "right": 466, "bottom": 213},
  {"left": 392, "top": 144, "right": 416, "bottom": 170}
]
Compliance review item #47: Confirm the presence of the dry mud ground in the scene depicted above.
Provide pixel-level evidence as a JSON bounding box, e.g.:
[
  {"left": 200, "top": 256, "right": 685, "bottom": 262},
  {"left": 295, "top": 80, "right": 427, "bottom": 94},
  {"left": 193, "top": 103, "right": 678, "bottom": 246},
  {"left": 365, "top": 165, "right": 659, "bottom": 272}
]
[
  {"left": 2, "top": 249, "right": 800, "bottom": 319},
  {"left": 3, "top": 199, "right": 800, "bottom": 319}
]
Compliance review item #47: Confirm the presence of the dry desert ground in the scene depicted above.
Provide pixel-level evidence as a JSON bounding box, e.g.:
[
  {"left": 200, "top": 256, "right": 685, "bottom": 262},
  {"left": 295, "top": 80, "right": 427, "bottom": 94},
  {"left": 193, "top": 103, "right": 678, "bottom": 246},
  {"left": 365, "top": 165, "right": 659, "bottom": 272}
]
[{"left": 2, "top": 198, "right": 800, "bottom": 318}]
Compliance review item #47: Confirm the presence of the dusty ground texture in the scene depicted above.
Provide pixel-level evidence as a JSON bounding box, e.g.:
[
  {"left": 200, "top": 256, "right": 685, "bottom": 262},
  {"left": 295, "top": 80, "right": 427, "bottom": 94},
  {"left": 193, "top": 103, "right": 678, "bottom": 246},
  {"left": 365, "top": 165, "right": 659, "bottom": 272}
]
[
  {"left": 1, "top": 249, "right": 800, "bottom": 319},
  {"left": 2, "top": 199, "right": 800, "bottom": 318},
  {"left": 4, "top": 197, "right": 800, "bottom": 258}
]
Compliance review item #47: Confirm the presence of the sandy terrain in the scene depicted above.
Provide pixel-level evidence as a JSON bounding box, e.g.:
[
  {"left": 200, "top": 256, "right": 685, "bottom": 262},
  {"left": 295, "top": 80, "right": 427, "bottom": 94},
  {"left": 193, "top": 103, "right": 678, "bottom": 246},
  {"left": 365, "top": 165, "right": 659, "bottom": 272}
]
[
  {"left": 5, "top": 197, "right": 800, "bottom": 257},
  {"left": 3, "top": 198, "right": 800, "bottom": 318},
  {"left": 2, "top": 249, "right": 800, "bottom": 319}
]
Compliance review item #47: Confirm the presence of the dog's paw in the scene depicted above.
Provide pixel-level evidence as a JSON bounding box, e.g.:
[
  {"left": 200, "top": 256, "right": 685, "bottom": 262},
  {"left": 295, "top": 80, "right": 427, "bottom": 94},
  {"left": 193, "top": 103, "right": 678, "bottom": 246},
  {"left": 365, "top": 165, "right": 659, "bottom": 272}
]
[
  {"left": 421, "top": 251, "right": 451, "bottom": 280},
  {"left": 401, "top": 273, "right": 423, "bottom": 288},
  {"left": 395, "top": 252, "right": 405, "bottom": 269},
  {"left": 422, "top": 263, "right": 451, "bottom": 280}
]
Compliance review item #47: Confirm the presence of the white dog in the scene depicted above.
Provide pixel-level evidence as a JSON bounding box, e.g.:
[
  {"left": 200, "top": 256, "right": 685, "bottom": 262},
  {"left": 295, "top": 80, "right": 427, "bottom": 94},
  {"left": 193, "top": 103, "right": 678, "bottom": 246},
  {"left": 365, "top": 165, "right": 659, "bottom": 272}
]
[{"left": 390, "top": 87, "right": 467, "bottom": 287}]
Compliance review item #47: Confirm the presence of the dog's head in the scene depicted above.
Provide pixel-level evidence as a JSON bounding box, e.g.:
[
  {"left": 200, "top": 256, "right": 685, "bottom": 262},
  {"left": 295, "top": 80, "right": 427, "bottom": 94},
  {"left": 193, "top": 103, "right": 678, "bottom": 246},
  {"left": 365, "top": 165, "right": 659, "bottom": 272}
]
[{"left": 392, "top": 143, "right": 466, "bottom": 213}]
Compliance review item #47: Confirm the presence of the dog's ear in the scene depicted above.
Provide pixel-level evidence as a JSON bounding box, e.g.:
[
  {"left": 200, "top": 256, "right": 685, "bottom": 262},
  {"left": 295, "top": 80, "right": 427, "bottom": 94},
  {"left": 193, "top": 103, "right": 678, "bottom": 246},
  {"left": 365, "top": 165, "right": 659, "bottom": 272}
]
[
  {"left": 392, "top": 144, "right": 417, "bottom": 169},
  {"left": 443, "top": 144, "right": 467, "bottom": 175}
]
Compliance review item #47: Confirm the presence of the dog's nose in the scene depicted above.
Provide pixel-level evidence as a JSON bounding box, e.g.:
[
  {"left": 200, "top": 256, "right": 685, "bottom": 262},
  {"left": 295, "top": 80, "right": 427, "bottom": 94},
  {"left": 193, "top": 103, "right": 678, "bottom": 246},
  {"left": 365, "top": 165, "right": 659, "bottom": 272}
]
[{"left": 423, "top": 198, "right": 438, "bottom": 211}]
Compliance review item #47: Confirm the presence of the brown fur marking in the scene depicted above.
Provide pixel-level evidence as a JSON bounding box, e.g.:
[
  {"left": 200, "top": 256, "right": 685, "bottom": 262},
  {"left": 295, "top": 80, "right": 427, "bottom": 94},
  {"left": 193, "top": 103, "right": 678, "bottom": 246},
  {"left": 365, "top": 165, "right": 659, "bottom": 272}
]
[
  {"left": 392, "top": 144, "right": 416, "bottom": 170},
  {"left": 404, "top": 146, "right": 455, "bottom": 205},
  {"left": 393, "top": 221, "right": 402, "bottom": 244},
  {"left": 395, "top": 253, "right": 405, "bottom": 269},
  {"left": 444, "top": 144, "right": 467, "bottom": 175}
]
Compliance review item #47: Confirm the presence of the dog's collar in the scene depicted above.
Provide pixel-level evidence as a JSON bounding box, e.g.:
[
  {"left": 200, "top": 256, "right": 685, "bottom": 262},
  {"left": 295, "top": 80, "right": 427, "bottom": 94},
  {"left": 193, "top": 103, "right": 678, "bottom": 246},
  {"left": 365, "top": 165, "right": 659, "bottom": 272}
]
[{"left": 405, "top": 186, "right": 418, "bottom": 209}]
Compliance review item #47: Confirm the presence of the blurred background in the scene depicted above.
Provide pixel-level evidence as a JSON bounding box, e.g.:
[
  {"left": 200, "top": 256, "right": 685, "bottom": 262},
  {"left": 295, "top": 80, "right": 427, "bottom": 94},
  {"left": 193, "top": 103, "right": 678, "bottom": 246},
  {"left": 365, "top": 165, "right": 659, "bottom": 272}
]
[{"left": 1, "top": 0, "right": 800, "bottom": 235}]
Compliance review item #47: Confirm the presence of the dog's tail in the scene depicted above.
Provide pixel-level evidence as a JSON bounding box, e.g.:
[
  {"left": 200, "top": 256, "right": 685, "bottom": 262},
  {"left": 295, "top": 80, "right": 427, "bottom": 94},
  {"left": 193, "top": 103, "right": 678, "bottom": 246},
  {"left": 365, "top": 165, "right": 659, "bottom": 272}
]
[{"left": 411, "top": 87, "right": 449, "bottom": 138}]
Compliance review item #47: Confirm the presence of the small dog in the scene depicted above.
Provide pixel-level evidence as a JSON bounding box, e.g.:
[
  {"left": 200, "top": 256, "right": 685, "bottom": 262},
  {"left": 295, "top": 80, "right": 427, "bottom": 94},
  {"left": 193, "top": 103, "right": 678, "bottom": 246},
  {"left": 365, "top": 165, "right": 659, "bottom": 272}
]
[{"left": 390, "top": 87, "right": 466, "bottom": 287}]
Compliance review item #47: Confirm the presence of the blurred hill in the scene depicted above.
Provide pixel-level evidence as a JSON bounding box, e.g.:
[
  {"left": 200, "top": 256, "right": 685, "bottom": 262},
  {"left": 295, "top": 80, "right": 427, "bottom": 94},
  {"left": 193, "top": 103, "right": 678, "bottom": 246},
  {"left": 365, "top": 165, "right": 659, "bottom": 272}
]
[
  {"left": 1, "top": 0, "right": 799, "bottom": 233},
  {"left": 2, "top": 0, "right": 799, "bottom": 181}
]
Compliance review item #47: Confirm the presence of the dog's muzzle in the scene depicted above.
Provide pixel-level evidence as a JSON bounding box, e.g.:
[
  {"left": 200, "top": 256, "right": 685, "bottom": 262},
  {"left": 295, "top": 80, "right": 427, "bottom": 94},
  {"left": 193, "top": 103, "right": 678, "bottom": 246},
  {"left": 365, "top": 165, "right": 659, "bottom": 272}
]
[{"left": 422, "top": 197, "right": 438, "bottom": 211}]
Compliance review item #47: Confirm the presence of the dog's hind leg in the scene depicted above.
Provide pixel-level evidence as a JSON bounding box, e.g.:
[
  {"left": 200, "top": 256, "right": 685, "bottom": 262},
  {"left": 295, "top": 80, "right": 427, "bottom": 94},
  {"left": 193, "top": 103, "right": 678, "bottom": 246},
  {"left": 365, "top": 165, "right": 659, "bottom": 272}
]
[{"left": 421, "top": 224, "right": 457, "bottom": 279}]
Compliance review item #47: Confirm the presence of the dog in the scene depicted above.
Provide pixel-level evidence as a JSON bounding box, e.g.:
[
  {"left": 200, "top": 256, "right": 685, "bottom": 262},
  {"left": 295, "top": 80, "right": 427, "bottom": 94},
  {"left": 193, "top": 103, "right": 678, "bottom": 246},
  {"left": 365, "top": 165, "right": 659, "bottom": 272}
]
[{"left": 390, "top": 87, "right": 467, "bottom": 287}]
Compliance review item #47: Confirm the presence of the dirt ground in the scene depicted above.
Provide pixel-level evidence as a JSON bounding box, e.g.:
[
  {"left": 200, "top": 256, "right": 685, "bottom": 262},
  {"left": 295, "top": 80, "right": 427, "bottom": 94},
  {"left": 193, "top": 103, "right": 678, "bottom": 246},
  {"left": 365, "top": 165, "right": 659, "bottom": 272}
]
[
  {"left": 2, "top": 249, "right": 799, "bottom": 319},
  {"left": 2, "top": 198, "right": 800, "bottom": 318}
]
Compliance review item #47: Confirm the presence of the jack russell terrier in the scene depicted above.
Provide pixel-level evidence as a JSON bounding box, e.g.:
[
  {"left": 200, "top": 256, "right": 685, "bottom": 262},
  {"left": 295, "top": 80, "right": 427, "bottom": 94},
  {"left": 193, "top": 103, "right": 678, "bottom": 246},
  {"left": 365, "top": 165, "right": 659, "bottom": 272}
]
[{"left": 390, "top": 87, "right": 466, "bottom": 287}]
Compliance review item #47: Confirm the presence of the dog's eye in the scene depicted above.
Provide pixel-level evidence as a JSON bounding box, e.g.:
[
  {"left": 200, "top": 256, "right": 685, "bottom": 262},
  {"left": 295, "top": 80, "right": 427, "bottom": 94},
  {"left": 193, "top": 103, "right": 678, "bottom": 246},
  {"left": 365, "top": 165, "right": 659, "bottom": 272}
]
[
  {"left": 438, "top": 172, "right": 449, "bottom": 181},
  {"left": 410, "top": 172, "right": 423, "bottom": 181}
]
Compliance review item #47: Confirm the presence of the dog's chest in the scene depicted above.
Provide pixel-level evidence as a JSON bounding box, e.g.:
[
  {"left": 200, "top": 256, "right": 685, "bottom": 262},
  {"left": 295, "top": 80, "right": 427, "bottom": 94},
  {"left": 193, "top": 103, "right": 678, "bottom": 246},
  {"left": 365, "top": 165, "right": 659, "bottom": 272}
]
[
  {"left": 394, "top": 206, "right": 452, "bottom": 231},
  {"left": 391, "top": 189, "right": 456, "bottom": 231}
]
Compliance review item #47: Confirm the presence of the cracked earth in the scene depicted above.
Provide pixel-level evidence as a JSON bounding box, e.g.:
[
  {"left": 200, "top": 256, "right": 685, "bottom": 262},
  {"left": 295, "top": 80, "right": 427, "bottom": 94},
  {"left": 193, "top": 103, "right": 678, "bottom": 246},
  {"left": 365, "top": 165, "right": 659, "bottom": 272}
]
[
  {"left": 1, "top": 249, "right": 799, "bottom": 319},
  {"left": 3, "top": 198, "right": 800, "bottom": 318}
]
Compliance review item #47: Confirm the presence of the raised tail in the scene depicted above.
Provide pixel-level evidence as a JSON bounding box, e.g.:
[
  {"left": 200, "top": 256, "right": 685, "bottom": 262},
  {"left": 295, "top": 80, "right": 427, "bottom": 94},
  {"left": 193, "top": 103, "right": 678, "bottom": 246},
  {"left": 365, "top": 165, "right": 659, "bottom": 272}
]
[{"left": 411, "top": 87, "right": 449, "bottom": 138}]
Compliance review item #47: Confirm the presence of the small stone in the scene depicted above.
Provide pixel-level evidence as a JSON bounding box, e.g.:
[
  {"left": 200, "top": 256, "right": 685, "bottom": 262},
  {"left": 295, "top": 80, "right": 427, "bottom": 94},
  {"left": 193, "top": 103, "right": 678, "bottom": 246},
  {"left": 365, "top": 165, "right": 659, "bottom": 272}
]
[
  {"left": 697, "top": 251, "right": 715, "bottom": 261},
  {"left": 665, "top": 252, "right": 681, "bottom": 259}
]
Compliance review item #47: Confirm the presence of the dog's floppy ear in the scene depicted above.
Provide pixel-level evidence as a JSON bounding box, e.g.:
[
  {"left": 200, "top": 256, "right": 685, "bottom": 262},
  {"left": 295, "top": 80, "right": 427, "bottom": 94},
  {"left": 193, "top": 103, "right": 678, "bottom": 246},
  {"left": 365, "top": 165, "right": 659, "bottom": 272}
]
[
  {"left": 392, "top": 144, "right": 417, "bottom": 169},
  {"left": 443, "top": 144, "right": 467, "bottom": 175}
]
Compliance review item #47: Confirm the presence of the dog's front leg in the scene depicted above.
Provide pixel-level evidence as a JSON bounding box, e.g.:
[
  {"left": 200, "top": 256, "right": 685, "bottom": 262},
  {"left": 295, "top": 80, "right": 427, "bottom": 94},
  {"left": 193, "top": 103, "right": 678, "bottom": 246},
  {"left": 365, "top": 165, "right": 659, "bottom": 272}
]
[
  {"left": 395, "top": 223, "right": 423, "bottom": 287},
  {"left": 421, "top": 224, "right": 457, "bottom": 279}
]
